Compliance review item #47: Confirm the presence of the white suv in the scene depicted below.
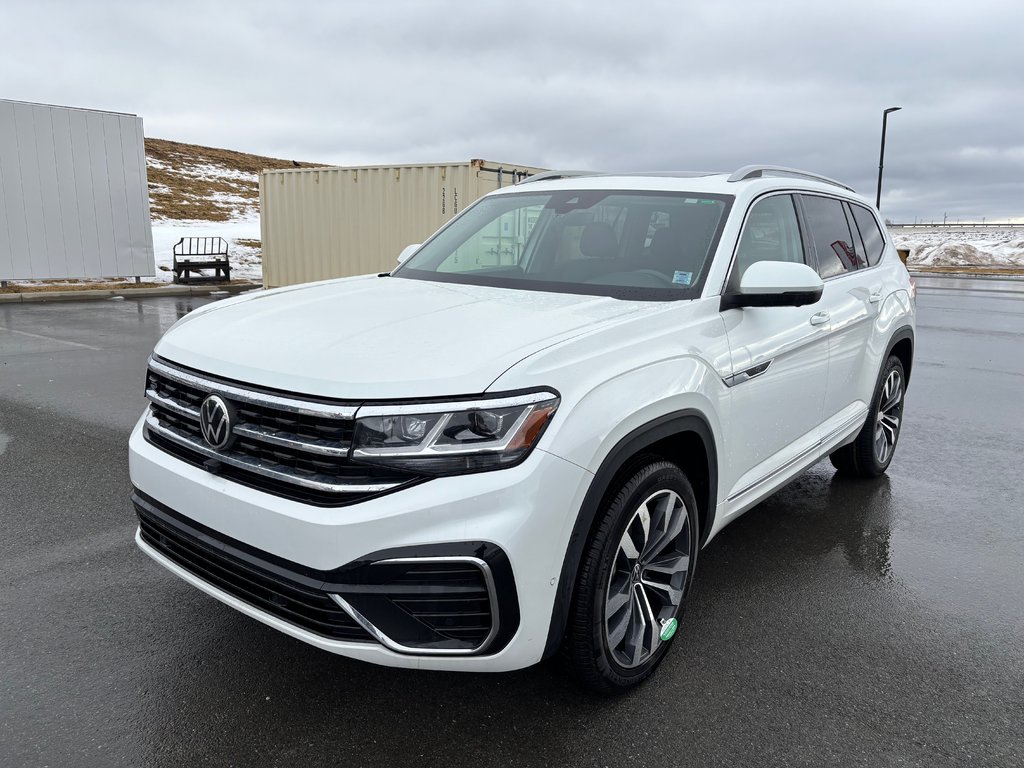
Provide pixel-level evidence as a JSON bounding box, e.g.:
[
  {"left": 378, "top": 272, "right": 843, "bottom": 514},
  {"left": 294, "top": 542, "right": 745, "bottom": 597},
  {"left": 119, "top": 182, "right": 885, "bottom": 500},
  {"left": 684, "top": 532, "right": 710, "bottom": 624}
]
[{"left": 131, "top": 165, "right": 915, "bottom": 692}]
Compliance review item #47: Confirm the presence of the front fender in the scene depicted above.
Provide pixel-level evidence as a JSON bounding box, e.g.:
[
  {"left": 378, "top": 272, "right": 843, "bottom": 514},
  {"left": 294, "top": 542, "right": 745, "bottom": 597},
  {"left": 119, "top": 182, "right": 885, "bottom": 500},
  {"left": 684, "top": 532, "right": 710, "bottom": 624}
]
[
  {"left": 540, "top": 354, "right": 727, "bottom": 477},
  {"left": 520, "top": 355, "right": 728, "bottom": 661}
]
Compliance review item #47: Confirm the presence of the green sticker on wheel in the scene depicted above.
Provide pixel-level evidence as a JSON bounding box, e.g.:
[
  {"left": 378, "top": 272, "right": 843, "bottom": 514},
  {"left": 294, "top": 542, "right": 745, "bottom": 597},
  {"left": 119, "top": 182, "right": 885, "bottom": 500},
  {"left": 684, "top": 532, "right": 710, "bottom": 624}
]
[{"left": 659, "top": 618, "right": 678, "bottom": 642}]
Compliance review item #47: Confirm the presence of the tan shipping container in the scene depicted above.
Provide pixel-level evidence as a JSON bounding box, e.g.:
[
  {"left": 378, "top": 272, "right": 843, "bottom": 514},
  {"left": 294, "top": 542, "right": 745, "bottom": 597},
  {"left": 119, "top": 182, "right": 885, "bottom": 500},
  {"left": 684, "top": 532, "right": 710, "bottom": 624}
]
[{"left": 260, "top": 159, "right": 545, "bottom": 288}]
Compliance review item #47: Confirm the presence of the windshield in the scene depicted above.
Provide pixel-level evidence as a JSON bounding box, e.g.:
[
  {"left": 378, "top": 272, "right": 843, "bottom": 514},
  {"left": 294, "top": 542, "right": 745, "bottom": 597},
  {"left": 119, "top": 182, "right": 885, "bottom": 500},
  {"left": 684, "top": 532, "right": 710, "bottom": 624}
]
[{"left": 394, "top": 190, "right": 733, "bottom": 300}]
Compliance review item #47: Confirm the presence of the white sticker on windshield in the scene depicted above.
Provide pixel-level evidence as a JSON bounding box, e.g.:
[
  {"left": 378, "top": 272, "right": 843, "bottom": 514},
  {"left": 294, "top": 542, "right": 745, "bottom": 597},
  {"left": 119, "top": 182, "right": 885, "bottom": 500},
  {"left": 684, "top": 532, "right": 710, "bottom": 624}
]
[{"left": 672, "top": 271, "right": 693, "bottom": 286}]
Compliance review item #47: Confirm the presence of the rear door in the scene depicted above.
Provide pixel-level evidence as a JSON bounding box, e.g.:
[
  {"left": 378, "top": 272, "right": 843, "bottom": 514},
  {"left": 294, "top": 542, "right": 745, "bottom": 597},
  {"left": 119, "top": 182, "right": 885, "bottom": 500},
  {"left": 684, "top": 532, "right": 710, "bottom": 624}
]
[
  {"left": 719, "top": 193, "right": 830, "bottom": 507},
  {"left": 797, "top": 194, "right": 883, "bottom": 435}
]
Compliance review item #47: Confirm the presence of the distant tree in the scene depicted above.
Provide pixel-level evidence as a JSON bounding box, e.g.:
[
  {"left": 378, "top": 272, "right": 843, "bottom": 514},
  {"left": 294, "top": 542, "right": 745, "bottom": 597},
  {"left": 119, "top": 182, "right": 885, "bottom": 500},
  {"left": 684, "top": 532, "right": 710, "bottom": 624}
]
[{"left": 884, "top": 218, "right": 894, "bottom": 226}]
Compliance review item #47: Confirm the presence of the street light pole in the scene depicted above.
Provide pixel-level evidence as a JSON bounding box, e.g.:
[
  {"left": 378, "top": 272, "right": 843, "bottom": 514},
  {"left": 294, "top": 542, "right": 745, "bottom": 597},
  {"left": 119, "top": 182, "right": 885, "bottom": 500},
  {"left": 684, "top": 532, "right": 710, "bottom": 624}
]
[{"left": 875, "top": 106, "right": 902, "bottom": 209}]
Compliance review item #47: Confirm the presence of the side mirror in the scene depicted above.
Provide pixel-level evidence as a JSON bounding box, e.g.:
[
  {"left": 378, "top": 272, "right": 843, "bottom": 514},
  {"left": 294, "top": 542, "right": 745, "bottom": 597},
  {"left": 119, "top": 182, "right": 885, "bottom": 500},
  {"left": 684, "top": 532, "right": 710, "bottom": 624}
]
[
  {"left": 726, "top": 261, "right": 824, "bottom": 309},
  {"left": 397, "top": 244, "right": 421, "bottom": 265}
]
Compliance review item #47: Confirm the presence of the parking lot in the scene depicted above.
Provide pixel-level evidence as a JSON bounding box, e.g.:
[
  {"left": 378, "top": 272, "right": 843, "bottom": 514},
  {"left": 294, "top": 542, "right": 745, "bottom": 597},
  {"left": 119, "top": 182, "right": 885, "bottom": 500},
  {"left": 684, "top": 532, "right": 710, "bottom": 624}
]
[{"left": 1, "top": 277, "right": 1022, "bottom": 767}]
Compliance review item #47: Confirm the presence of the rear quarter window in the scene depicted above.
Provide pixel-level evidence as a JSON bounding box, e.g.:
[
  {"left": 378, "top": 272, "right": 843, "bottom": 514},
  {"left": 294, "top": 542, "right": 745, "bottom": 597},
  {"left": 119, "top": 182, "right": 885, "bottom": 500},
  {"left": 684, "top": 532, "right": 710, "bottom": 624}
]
[
  {"left": 799, "top": 195, "right": 859, "bottom": 278},
  {"left": 850, "top": 203, "right": 886, "bottom": 266}
]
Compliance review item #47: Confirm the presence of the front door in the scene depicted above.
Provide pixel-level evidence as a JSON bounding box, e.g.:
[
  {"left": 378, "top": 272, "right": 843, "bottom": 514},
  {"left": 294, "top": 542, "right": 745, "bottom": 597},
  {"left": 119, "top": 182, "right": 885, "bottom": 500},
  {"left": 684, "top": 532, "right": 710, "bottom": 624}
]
[{"left": 719, "top": 193, "right": 830, "bottom": 507}]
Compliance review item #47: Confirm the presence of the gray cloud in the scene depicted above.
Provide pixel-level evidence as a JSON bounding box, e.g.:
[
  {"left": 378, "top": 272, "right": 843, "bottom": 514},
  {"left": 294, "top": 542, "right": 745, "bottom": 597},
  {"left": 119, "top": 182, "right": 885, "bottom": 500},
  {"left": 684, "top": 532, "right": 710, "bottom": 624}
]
[{"left": 2, "top": 0, "right": 1022, "bottom": 221}]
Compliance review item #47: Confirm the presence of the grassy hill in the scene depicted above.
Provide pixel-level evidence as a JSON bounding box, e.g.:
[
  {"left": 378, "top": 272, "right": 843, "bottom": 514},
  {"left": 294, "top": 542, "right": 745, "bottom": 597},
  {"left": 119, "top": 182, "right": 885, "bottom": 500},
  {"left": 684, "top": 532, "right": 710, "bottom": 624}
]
[{"left": 145, "top": 138, "right": 319, "bottom": 222}]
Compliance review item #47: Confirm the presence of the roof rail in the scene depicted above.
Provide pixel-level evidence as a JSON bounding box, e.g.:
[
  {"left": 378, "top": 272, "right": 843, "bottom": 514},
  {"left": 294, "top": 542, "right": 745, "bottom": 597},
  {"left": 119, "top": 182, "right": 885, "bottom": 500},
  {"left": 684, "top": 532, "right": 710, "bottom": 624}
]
[
  {"left": 518, "top": 170, "right": 599, "bottom": 185},
  {"left": 727, "top": 165, "right": 855, "bottom": 193}
]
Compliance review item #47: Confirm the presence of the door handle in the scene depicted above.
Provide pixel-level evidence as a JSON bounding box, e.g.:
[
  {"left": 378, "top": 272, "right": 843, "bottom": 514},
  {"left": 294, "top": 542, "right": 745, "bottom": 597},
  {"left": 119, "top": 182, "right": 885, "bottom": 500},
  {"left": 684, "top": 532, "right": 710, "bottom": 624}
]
[
  {"left": 809, "top": 311, "right": 830, "bottom": 326},
  {"left": 868, "top": 289, "right": 883, "bottom": 304}
]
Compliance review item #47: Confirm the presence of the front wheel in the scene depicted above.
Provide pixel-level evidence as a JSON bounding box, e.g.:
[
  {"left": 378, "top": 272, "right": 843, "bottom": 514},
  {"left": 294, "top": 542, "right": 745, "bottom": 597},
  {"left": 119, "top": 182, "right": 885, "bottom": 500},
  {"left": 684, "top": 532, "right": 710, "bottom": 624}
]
[
  {"left": 830, "top": 355, "right": 906, "bottom": 477},
  {"left": 562, "top": 459, "right": 699, "bottom": 693}
]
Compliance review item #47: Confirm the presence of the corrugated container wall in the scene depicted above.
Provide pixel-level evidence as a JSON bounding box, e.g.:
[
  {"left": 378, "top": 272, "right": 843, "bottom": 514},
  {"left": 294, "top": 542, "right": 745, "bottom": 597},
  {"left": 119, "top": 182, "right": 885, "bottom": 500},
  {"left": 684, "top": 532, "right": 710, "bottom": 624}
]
[
  {"left": 260, "top": 160, "right": 544, "bottom": 288},
  {"left": 0, "top": 99, "right": 154, "bottom": 281}
]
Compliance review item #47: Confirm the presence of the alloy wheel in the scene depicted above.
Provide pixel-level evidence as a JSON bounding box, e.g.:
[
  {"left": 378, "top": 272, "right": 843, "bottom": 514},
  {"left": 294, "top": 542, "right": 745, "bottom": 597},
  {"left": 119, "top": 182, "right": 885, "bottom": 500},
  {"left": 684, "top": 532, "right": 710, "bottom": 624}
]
[
  {"left": 874, "top": 368, "right": 904, "bottom": 464},
  {"left": 604, "top": 489, "right": 691, "bottom": 669}
]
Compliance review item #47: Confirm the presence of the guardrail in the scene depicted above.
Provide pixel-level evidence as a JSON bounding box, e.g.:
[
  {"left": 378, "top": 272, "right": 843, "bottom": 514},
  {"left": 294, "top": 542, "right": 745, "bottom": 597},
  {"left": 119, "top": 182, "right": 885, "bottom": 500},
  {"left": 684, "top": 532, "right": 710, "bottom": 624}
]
[{"left": 888, "top": 222, "right": 1022, "bottom": 229}]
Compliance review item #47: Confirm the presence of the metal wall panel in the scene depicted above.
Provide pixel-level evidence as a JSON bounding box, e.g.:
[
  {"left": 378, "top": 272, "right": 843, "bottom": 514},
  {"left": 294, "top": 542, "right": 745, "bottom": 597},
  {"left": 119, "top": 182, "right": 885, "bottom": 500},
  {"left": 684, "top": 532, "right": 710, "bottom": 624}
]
[
  {"left": 0, "top": 99, "right": 155, "bottom": 280},
  {"left": 260, "top": 159, "right": 543, "bottom": 288}
]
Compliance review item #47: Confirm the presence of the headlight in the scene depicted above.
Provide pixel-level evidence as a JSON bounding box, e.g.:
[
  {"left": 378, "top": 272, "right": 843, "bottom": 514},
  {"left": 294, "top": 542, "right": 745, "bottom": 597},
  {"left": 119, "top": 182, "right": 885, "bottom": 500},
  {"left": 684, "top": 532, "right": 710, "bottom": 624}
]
[{"left": 351, "top": 389, "right": 560, "bottom": 475}]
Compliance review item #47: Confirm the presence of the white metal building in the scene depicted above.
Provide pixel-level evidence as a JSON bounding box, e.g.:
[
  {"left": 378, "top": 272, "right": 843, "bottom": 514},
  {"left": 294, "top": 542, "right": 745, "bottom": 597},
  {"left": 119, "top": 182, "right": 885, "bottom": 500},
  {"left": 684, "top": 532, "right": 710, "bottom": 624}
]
[
  {"left": 0, "top": 99, "right": 155, "bottom": 283},
  {"left": 260, "top": 159, "right": 544, "bottom": 288}
]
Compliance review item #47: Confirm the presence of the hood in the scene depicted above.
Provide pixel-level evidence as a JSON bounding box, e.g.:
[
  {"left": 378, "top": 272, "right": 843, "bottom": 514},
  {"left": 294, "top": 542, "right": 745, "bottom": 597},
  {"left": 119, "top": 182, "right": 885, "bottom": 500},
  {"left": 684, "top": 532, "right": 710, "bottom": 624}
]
[{"left": 155, "top": 276, "right": 651, "bottom": 399}]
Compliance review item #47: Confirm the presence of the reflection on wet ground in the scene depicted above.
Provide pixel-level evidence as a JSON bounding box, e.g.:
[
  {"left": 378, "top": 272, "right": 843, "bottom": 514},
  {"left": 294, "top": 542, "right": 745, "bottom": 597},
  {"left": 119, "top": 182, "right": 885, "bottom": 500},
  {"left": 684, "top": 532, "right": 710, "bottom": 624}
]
[{"left": 1, "top": 285, "right": 1022, "bottom": 767}]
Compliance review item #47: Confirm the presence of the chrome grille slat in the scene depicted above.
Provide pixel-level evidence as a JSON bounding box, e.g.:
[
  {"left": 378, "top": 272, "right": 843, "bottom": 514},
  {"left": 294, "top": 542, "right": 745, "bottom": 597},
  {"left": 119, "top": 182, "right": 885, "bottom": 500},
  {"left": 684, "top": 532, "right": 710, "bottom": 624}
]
[
  {"left": 231, "top": 423, "right": 350, "bottom": 457},
  {"left": 145, "top": 412, "right": 400, "bottom": 494},
  {"left": 148, "top": 357, "right": 358, "bottom": 420},
  {"left": 145, "top": 388, "right": 201, "bottom": 421},
  {"left": 143, "top": 358, "right": 414, "bottom": 502},
  {"left": 145, "top": 365, "right": 354, "bottom": 460}
]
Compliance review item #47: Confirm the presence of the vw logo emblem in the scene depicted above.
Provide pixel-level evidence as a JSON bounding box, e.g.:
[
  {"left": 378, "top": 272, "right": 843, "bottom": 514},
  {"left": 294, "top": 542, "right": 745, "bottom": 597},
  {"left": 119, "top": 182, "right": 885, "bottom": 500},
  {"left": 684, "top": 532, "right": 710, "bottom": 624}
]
[{"left": 199, "top": 394, "right": 235, "bottom": 450}]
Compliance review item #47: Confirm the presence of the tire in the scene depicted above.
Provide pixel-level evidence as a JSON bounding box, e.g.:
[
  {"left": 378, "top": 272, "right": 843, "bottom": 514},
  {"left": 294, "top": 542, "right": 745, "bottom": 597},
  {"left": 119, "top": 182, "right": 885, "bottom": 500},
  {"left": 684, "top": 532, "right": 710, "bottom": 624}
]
[
  {"left": 830, "top": 355, "right": 906, "bottom": 478},
  {"left": 562, "top": 458, "right": 699, "bottom": 694}
]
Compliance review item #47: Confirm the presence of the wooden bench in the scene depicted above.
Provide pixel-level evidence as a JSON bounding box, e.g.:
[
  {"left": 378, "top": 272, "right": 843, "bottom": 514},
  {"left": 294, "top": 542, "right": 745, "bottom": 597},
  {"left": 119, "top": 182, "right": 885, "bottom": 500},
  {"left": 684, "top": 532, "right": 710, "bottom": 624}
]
[{"left": 173, "top": 237, "right": 231, "bottom": 284}]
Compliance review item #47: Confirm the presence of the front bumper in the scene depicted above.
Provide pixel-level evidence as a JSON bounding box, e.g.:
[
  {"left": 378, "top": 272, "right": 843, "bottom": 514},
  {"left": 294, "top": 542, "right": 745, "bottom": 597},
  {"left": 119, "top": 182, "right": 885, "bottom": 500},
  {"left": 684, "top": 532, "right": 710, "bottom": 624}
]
[{"left": 129, "top": 414, "right": 592, "bottom": 672}]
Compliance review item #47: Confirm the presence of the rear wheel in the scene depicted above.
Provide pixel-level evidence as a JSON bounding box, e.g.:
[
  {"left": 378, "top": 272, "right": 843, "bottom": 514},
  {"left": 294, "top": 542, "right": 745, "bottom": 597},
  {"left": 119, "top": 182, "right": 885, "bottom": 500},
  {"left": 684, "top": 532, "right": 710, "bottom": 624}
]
[
  {"left": 830, "top": 355, "right": 906, "bottom": 477},
  {"left": 562, "top": 459, "right": 699, "bottom": 693}
]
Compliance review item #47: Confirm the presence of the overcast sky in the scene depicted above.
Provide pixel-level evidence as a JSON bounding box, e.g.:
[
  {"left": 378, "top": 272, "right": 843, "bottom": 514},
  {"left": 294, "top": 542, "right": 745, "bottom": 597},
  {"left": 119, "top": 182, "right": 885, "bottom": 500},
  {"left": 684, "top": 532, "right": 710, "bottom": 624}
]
[{"left": 2, "top": 0, "right": 1022, "bottom": 221}]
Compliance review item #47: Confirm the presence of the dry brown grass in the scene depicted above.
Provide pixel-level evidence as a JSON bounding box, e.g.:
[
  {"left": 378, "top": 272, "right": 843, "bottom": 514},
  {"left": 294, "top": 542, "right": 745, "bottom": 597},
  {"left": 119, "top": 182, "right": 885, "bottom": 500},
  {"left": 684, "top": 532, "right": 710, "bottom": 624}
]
[
  {"left": 235, "top": 238, "right": 262, "bottom": 249},
  {"left": 146, "top": 138, "right": 321, "bottom": 222},
  {"left": 0, "top": 281, "right": 163, "bottom": 293},
  {"left": 0, "top": 279, "right": 256, "bottom": 294}
]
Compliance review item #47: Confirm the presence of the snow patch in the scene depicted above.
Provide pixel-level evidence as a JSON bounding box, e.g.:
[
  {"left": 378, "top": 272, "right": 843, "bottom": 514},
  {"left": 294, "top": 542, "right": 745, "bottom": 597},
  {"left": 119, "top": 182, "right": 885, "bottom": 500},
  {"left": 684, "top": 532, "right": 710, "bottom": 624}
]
[
  {"left": 179, "top": 162, "right": 257, "bottom": 183},
  {"left": 151, "top": 216, "right": 262, "bottom": 282},
  {"left": 889, "top": 229, "right": 1024, "bottom": 267}
]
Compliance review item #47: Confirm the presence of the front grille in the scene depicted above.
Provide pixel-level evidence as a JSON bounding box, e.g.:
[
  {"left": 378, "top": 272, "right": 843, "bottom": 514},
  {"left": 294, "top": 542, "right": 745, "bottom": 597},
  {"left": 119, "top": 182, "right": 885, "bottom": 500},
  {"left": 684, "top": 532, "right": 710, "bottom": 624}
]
[
  {"left": 136, "top": 502, "right": 372, "bottom": 642},
  {"left": 144, "top": 357, "right": 417, "bottom": 505},
  {"left": 387, "top": 562, "right": 494, "bottom": 647}
]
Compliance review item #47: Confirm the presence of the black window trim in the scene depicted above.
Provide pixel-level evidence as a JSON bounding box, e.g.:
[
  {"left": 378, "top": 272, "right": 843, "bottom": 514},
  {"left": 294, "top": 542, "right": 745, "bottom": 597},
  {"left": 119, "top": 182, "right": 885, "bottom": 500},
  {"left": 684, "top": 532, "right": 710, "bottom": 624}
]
[
  {"left": 793, "top": 191, "right": 884, "bottom": 282},
  {"left": 720, "top": 190, "right": 815, "bottom": 298},
  {"left": 841, "top": 201, "right": 867, "bottom": 269},
  {"left": 847, "top": 200, "right": 887, "bottom": 268}
]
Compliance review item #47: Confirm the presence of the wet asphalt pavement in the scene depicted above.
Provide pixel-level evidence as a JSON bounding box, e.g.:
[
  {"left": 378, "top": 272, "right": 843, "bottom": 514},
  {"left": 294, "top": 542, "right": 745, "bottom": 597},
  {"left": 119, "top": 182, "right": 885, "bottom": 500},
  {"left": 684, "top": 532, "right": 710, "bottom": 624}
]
[{"left": 1, "top": 278, "right": 1022, "bottom": 767}]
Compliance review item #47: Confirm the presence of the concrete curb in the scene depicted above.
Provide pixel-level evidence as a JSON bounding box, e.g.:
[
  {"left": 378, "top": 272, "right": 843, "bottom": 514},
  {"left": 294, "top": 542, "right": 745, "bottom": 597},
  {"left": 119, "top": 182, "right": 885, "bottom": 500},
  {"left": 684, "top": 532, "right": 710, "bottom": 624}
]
[
  {"left": 0, "top": 283, "right": 260, "bottom": 304},
  {"left": 3, "top": 273, "right": 1019, "bottom": 303},
  {"left": 910, "top": 271, "right": 1024, "bottom": 282}
]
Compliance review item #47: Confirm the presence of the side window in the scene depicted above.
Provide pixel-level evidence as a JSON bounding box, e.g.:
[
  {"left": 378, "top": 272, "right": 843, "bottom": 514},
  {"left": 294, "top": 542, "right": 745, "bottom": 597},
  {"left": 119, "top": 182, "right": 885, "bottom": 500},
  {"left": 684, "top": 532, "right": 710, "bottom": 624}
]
[
  {"left": 850, "top": 203, "right": 886, "bottom": 266},
  {"left": 730, "top": 194, "right": 805, "bottom": 289},
  {"left": 800, "top": 195, "right": 859, "bottom": 278}
]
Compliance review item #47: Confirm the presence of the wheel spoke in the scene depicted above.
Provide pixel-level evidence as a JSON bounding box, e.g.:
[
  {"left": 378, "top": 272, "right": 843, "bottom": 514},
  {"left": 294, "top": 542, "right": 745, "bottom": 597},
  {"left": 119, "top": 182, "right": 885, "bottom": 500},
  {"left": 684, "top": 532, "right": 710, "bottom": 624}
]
[
  {"left": 618, "top": 527, "right": 641, "bottom": 562},
  {"left": 879, "top": 414, "right": 900, "bottom": 443},
  {"left": 881, "top": 388, "right": 902, "bottom": 413},
  {"left": 606, "top": 585, "right": 630, "bottom": 616},
  {"left": 637, "top": 584, "right": 661, "bottom": 657},
  {"left": 874, "top": 428, "right": 888, "bottom": 462},
  {"left": 643, "top": 553, "right": 690, "bottom": 579},
  {"left": 642, "top": 551, "right": 689, "bottom": 602},
  {"left": 880, "top": 373, "right": 903, "bottom": 412},
  {"left": 636, "top": 503, "right": 651, "bottom": 551},
  {"left": 606, "top": 591, "right": 632, "bottom": 649},
  {"left": 640, "top": 576, "right": 684, "bottom": 605},
  {"left": 642, "top": 493, "right": 685, "bottom": 562},
  {"left": 627, "top": 591, "right": 647, "bottom": 666}
]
